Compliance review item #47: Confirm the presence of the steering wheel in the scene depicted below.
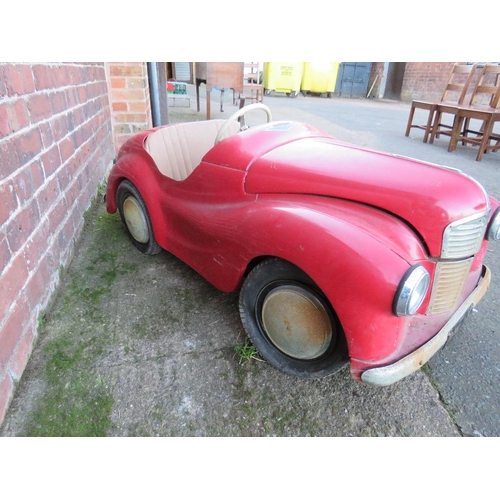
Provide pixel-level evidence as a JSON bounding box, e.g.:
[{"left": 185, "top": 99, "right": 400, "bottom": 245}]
[{"left": 214, "top": 102, "right": 272, "bottom": 145}]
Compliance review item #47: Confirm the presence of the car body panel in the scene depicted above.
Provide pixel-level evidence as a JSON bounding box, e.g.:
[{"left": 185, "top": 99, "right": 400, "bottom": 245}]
[
  {"left": 242, "top": 129, "right": 489, "bottom": 258},
  {"left": 106, "top": 118, "right": 498, "bottom": 385}
]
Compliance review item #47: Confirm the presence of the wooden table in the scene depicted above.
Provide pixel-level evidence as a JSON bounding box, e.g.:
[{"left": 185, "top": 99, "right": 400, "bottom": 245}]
[{"left": 195, "top": 62, "right": 244, "bottom": 119}]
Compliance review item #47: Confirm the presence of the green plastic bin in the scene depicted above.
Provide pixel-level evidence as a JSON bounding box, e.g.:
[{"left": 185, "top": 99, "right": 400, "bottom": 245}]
[
  {"left": 263, "top": 62, "right": 304, "bottom": 97},
  {"left": 301, "top": 62, "right": 340, "bottom": 97}
]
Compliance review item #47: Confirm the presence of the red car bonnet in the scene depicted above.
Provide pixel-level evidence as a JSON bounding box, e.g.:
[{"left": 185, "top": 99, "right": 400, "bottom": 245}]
[{"left": 244, "top": 137, "right": 490, "bottom": 258}]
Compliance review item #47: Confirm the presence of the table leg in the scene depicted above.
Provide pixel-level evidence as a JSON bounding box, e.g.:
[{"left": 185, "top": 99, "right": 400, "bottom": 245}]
[
  {"left": 196, "top": 79, "right": 201, "bottom": 112},
  {"left": 206, "top": 89, "right": 211, "bottom": 120}
]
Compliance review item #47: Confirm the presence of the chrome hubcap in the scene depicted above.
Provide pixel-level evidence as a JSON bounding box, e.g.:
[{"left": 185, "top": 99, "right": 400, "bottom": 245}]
[
  {"left": 261, "top": 285, "right": 332, "bottom": 360},
  {"left": 123, "top": 196, "right": 149, "bottom": 243}
]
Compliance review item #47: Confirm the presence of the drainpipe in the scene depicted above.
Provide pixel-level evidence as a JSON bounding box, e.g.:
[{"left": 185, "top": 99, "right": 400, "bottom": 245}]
[{"left": 147, "top": 62, "right": 169, "bottom": 127}]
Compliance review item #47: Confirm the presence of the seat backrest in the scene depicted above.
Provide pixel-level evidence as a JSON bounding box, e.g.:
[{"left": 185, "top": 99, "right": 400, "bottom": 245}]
[
  {"left": 144, "top": 119, "right": 240, "bottom": 181},
  {"left": 468, "top": 63, "right": 500, "bottom": 108},
  {"left": 441, "top": 63, "right": 477, "bottom": 104},
  {"left": 244, "top": 62, "right": 261, "bottom": 84}
]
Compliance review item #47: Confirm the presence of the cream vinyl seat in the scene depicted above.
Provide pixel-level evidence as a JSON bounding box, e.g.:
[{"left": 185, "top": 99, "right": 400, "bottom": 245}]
[{"left": 144, "top": 119, "right": 240, "bottom": 181}]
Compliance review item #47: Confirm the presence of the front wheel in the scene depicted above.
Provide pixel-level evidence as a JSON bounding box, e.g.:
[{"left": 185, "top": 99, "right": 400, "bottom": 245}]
[
  {"left": 239, "top": 258, "right": 348, "bottom": 378},
  {"left": 116, "top": 180, "right": 161, "bottom": 255}
]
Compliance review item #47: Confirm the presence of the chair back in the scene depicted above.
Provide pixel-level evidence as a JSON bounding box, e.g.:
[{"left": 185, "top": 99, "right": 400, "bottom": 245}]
[
  {"left": 441, "top": 63, "right": 477, "bottom": 104},
  {"left": 244, "top": 62, "right": 261, "bottom": 84},
  {"left": 239, "top": 62, "right": 264, "bottom": 104},
  {"left": 468, "top": 63, "right": 500, "bottom": 108}
]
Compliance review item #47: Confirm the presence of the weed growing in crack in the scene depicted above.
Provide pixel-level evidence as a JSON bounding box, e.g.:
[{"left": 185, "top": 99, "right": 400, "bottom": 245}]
[{"left": 234, "top": 340, "right": 262, "bottom": 365}]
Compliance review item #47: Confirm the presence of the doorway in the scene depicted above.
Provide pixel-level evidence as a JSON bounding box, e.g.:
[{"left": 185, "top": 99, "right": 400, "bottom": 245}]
[{"left": 383, "top": 62, "right": 406, "bottom": 100}]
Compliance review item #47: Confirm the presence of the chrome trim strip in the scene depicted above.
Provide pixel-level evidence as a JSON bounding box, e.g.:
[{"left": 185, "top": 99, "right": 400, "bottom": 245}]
[{"left": 360, "top": 266, "right": 491, "bottom": 387}]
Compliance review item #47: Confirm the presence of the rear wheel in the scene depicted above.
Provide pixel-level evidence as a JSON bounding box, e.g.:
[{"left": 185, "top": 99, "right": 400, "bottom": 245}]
[
  {"left": 116, "top": 180, "right": 161, "bottom": 255},
  {"left": 239, "top": 258, "right": 348, "bottom": 378}
]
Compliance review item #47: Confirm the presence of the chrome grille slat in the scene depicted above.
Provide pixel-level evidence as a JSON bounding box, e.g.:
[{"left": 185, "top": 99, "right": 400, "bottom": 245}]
[
  {"left": 426, "top": 211, "right": 489, "bottom": 315},
  {"left": 428, "top": 259, "right": 473, "bottom": 314},
  {"left": 441, "top": 212, "right": 488, "bottom": 259}
]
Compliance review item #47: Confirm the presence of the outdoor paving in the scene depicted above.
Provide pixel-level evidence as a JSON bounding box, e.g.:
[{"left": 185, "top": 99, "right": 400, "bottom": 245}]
[{"left": 1, "top": 86, "right": 499, "bottom": 436}]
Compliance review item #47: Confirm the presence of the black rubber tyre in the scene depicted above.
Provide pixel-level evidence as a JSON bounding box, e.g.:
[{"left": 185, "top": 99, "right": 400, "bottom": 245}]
[
  {"left": 116, "top": 180, "right": 162, "bottom": 255},
  {"left": 239, "top": 258, "right": 348, "bottom": 378}
]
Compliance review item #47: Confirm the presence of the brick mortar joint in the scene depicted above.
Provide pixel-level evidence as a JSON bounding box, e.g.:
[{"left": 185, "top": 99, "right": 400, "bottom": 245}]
[
  {"left": 0, "top": 152, "right": 113, "bottom": 336},
  {"left": 1, "top": 309, "right": 40, "bottom": 380},
  {"left": 1, "top": 83, "right": 107, "bottom": 104},
  {"left": 1, "top": 125, "right": 114, "bottom": 276},
  {"left": 0, "top": 103, "right": 112, "bottom": 186}
]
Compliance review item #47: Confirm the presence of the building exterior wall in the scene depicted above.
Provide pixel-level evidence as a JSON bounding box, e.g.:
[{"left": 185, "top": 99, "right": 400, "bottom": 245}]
[
  {"left": 105, "top": 62, "right": 153, "bottom": 153},
  {"left": 400, "top": 62, "right": 456, "bottom": 101},
  {"left": 105, "top": 62, "right": 468, "bottom": 146},
  {"left": 0, "top": 62, "right": 115, "bottom": 424}
]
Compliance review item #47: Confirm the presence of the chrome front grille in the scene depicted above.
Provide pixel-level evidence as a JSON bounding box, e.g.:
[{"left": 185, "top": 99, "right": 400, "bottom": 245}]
[
  {"left": 430, "top": 212, "right": 488, "bottom": 314},
  {"left": 428, "top": 259, "right": 473, "bottom": 314},
  {"left": 441, "top": 212, "right": 489, "bottom": 259}
]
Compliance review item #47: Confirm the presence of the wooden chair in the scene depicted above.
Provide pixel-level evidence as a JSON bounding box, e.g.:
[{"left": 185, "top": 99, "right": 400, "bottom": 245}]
[
  {"left": 449, "top": 100, "right": 500, "bottom": 161},
  {"left": 235, "top": 62, "right": 264, "bottom": 105},
  {"left": 430, "top": 63, "right": 500, "bottom": 161},
  {"left": 405, "top": 63, "right": 477, "bottom": 143}
]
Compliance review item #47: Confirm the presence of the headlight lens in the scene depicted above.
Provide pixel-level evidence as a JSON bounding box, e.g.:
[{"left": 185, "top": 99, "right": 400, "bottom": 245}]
[
  {"left": 487, "top": 207, "right": 500, "bottom": 241},
  {"left": 394, "top": 265, "right": 430, "bottom": 316}
]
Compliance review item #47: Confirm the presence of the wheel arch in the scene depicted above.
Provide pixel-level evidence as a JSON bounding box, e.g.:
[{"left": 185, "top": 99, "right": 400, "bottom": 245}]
[
  {"left": 238, "top": 256, "right": 349, "bottom": 378},
  {"left": 106, "top": 152, "right": 169, "bottom": 248},
  {"left": 233, "top": 205, "right": 414, "bottom": 363}
]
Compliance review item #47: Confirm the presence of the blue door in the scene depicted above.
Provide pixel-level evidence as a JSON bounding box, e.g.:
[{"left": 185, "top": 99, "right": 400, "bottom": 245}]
[{"left": 335, "top": 63, "right": 372, "bottom": 98}]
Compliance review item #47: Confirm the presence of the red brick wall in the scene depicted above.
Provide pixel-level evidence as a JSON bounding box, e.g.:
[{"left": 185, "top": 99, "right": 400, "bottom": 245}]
[
  {"left": 105, "top": 62, "right": 152, "bottom": 152},
  {"left": 0, "top": 63, "right": 115, "bottom": 424},
  {"left": 355, "top": 62, "right": 459, "bottom": 101},
  {"left": 400, "top": 62, "right": 457, "bottom": 101}
]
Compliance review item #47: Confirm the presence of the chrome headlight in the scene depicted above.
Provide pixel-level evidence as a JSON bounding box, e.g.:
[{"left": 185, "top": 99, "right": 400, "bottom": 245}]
[
  {"left": 394, "top": 265, "right": 430, "bottom": 317},
  {"left": 487, "top": 207, "right": 500, "bottom": 241}
]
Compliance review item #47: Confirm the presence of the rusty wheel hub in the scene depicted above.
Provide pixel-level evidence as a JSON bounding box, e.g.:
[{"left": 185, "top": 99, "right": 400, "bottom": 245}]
[
  {"left": 261, "top": 285, "right": 332, "bottom": 360},
  {"left": 123, "top": 196, "right": 149, "bottom": 243}
]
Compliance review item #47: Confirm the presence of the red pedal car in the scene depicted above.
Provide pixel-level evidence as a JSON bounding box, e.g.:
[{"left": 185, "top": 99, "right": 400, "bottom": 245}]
[{"left": 106, "top": 103, "right": 500, "bottom": 386}]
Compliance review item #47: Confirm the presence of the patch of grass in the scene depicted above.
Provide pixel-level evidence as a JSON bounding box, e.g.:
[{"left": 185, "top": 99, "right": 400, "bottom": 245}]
[
  {"left": 24, "top": 376, "right": 114, "bottom": 437},
  {"left": 20, "top": 331, "right": 115, "bottom": 437},
  {"left": 234, "top": 340, "right": 262, "bottom": 365},
  {"left": 37, "top": 313, "right": 46, "bottom": 332},
  {"left": 97, "top": 182, "right": 107, "bottom": 199},
  {"left": 95, "top": 211, "right": 120, "bottom": 231},
  {"left": 44, "top": 336, "right": 102, "bottom": 383},
  {"left": 21, "top": 203, "right": 120, "bottom": 436}
]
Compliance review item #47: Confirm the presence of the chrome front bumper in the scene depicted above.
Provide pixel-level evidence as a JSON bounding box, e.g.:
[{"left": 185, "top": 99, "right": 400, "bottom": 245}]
[{"left": 361, "top": 265, "right": 491, "bottom": 387}]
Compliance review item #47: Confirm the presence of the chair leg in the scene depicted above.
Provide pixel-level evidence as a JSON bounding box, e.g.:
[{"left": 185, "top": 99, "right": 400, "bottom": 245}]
[
  {"left": 461, "top": 117, "right": 470, "bottom": 146},
  {"left": 423, "top": 105, "right": 436, "bottom": 143},
  {"left": 429, "top": 110, "right": 441, "bottom": 144},
  {"left": 448, "top": 115, "right": 464, "bottom": 152},
  {"left": 462, "top": 117, "right": 484, "bottom": 145},
  {"left": 476, "top": 117, "right": 495, "bottom": 161},
  {"left": 405, "top": 104, "right": 416, "bottom": 137}
]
